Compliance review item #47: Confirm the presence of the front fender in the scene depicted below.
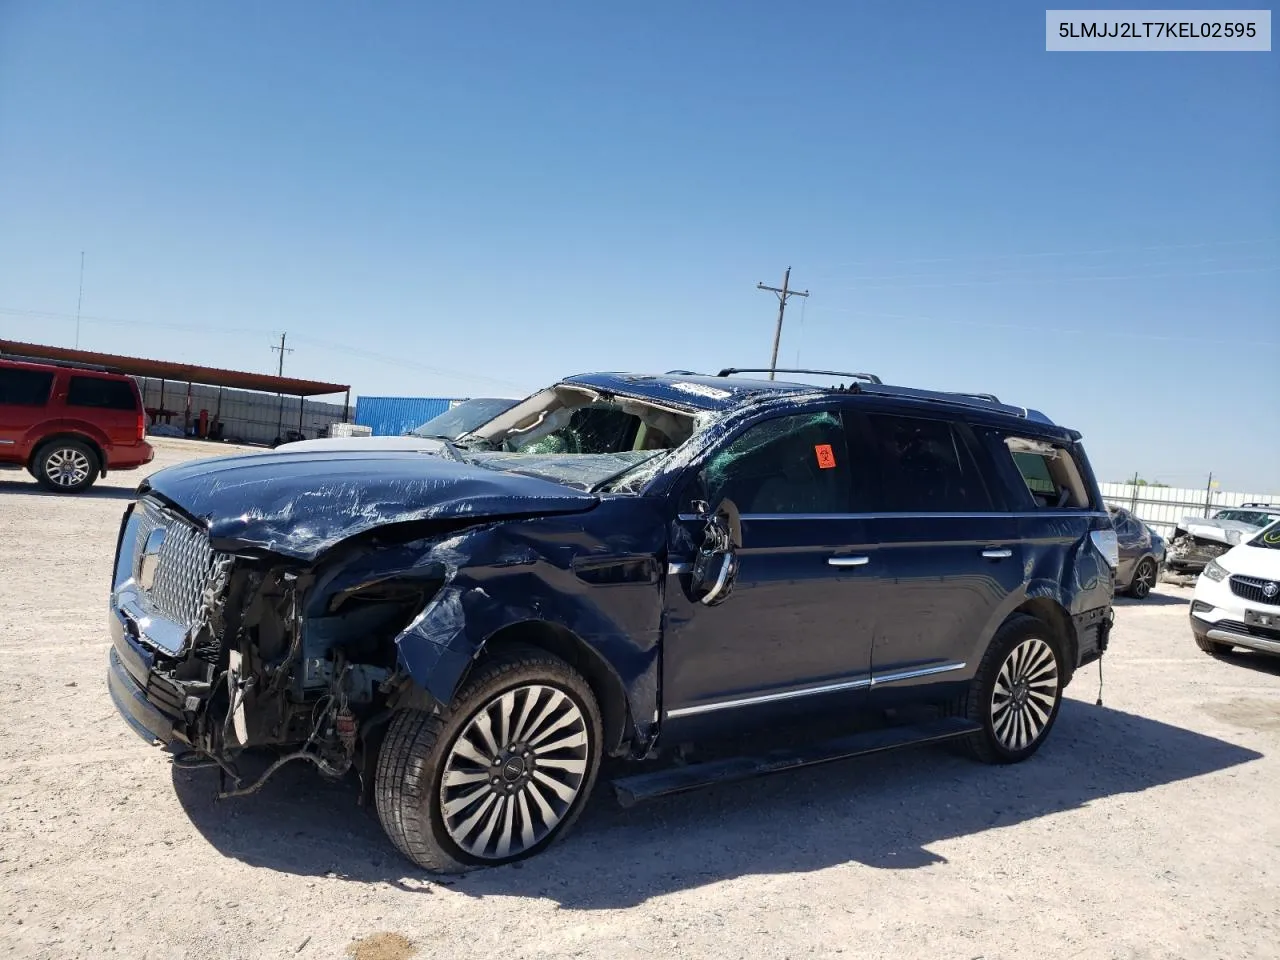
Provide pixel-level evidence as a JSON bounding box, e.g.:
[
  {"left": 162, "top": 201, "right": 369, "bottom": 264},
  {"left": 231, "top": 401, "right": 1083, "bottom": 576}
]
[{"left": 390, "top": 510, "right": 666, "bottom": 745}]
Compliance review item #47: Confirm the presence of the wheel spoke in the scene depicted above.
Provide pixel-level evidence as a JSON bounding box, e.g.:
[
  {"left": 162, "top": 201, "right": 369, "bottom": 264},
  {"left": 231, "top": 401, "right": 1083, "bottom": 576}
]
[
  {"left": 515, "top": 790, "right": 537, "bottom": 851},
  {"left": 450, "top": 734, "right": 494, "bottom": 767},
  {"left": 534, "top": 729, "right": 588, "bottom": 755},
  {"left": 451, "top": 791, "right": 500, "bottom": 844},
  {"left": 471, "top": 795, "right": 508, "bottom": 856},
  {"left": 442, "top": 782, "right": 490, "bottom": 818},
  {"left": 507, "top": 686, "right": 539, "bottom": 744},
  {"left": 518, "top": 687, "right": 561, "bottom": 745},
  {"left": 469, "top": 706, "right": 501, "bottom": 760},
  {"left": 534, "top": 755, "right": 587, "bottom": 777},
  {"left": 528, "top": 708, "right": 580, "bottom": 748},
  {"left": 532, "top": 769, "right": 579, "bottom": 804},
  {"left": 442, "top": 767, "right": 491, "bottom": 789},
  {"left": 493, "top": 795, "right": 519, "bottom": 859},
  {"left": 495, "top": 691, "right": 518, "bottom": 749}
]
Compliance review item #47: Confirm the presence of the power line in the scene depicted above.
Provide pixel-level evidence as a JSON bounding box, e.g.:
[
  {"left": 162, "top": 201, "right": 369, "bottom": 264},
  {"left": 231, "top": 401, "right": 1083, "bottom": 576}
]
[
  {"left": 809, "top": 236, "right": 1278, "bottom": 274},
  {"left": 757, "top": 267, "right": 809, "bottom": 380}
]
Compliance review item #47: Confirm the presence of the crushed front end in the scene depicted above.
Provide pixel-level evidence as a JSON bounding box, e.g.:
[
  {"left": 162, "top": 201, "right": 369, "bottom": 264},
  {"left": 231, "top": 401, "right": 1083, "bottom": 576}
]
[{"left": 106, "top": 495, "right": 437, "bottom": 795}]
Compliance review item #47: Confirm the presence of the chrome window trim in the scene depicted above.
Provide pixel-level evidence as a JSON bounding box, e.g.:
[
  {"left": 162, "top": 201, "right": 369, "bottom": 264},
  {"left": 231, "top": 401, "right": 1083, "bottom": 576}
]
[
  {"left": 665, "top": 662, "right": 967, "bottom": 718},
  {"left": 678, "top": 510, "right": 1108, "bottom": 522}
]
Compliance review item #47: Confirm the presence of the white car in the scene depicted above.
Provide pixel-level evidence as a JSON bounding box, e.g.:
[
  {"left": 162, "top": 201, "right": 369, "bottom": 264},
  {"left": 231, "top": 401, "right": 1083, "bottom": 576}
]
[{"left": 1190, "top": 518, "right": 1280, "bottom": 658}]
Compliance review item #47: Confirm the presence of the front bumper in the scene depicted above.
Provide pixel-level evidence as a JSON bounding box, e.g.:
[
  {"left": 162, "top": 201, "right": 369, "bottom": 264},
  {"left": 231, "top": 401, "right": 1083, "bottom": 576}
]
[
  {"left": 106, "top": 602, "right": 181, "bottom": 744},
  {"left": 1190, "top": 573, "right": 1280, "bottom": 656}
]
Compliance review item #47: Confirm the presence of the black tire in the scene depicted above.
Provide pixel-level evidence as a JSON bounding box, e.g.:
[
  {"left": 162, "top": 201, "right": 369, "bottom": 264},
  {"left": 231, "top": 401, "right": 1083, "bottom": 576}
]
[
  {"left": 1127, "top": 558, "right": 1157, "bottom": 599},
  {"left": 1194, "top": 633, "right": 1231, "bottom": 657},
  {"left": 32, "top": 439, "right": 100, "bottom": 493},
  {"left": 955, "top": 614, "right": 1065, "bottom": 765},
  {"left": 374, "top": 647, "right": 603, "bottom": 873}
]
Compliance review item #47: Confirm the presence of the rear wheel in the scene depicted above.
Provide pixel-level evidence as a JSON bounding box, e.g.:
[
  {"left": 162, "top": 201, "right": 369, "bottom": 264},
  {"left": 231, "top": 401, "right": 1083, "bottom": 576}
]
[
  {"left": 374, "top": 648, "right": 602, "bottom": 872},
  {"left": 956, "top": 615, "right": 1064, "bottom": 764},
  {"left": 33, "top": 440, "right": 99, "bottom": 493},
  {"left": 1127, "top": 558, "right": 1157, "bottom": 599}
]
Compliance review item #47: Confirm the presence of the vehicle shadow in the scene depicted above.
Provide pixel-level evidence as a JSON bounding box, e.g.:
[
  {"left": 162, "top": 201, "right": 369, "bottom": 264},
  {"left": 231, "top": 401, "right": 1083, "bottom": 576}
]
[
  {"left": 1219, "top": 649, "right": 1280, "bottom": 678},
  {"left": 171, "top": 700, "right": 1261, "bottom": 908},
  {"left": 0, "top": 478, "right": 138, "bottom": 500},
  {"left": 1114, "top": 593, "right": 1187, "bottom": 608}
]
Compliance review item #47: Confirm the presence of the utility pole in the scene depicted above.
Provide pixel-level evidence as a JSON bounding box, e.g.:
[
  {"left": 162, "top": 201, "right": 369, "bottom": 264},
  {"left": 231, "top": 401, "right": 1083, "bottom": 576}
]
[
  {"left": 74, "top": 252, "right": 85, "bottom": 349},
  {"left": 1129, "top": 470, "right": 1140, "bottom": 512},
  {"left": 271, "top": 333, "right": 293, "bottom": 444},
  {"left": 1203, "top": 472, "right": 1215, "bottom": 518},
  {"left": 757, "top": 267, "right": 809, "bottom": 380}
]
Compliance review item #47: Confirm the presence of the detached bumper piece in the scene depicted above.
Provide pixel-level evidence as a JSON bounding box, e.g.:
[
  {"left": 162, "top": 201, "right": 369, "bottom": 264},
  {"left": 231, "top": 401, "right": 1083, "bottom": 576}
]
[{"left": 107, "top": 647, "right": 176, "bottom": 744}]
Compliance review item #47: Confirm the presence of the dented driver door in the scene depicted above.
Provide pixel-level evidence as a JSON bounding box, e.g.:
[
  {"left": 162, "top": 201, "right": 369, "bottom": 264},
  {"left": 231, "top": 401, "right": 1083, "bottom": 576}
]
[{"left": 660, "top": 409, "right": 880, "bottom": 735}]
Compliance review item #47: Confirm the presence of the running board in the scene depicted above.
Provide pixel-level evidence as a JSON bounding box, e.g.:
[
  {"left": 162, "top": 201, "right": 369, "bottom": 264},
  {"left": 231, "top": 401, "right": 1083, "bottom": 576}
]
[{"left": 611, "top": 716, "right": 981, "bottom": 807}]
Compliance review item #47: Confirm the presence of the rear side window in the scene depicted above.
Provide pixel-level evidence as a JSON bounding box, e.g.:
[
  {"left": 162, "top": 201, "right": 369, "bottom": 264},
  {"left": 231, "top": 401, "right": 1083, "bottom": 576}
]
[
  {"left": 1004, "top": 437, "right": 1090, "bottom": 509},
  {"left": 701, "top": 411, "right": 855, "bottom": 514},
  {"left": 863, "top": 413, "right": 992, "bottom": 512},
  {"left": 0, "top": 368, "right": 55, "bottom": 406},
  {"left": 67, "top": 376, "right": 138, "bottom": 411}
]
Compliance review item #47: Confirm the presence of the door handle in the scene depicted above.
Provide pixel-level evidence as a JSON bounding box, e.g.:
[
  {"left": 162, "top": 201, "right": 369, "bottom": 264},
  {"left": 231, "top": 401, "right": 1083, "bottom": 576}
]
[
  {"left": 828, "top": 555, "right": 870, "bottom": 568},
  {"left": 982, "top": 548, "right": 1013, "bottom": 559}
]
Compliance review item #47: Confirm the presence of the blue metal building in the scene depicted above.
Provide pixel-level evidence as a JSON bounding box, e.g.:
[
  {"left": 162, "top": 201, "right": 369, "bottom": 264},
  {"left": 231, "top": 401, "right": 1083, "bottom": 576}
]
[{"left": 354, "top": 396, "right": 463, "bottom": 437}]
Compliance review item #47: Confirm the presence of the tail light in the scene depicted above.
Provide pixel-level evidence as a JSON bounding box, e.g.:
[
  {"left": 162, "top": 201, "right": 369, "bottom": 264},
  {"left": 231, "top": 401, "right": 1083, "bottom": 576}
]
[{"left": 137, "top": 410, "right": 146, "bottom": 441}]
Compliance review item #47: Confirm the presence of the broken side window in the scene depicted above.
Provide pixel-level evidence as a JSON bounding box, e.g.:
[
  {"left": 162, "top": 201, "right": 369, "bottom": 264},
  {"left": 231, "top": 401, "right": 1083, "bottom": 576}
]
[{"left": 699, "top": 411, "right": 854, "bottom": 515}]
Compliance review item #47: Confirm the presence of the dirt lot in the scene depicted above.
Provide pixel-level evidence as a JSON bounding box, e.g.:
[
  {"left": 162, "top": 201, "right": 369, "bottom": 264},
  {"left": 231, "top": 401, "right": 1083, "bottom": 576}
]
[{"left": 2, "top": 438, "right": 1279, "bottom": 960}]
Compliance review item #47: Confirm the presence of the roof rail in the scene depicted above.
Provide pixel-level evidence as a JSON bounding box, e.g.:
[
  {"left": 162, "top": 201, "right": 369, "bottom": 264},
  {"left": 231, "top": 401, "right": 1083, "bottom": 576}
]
[
  {"left": 947, "top": 391, "right": 1001, "bottom": 403},
  {"left": 1241, "top": 502, "right": 1280, "bottom": 509},
  {"left": 1, "top": 352, "right": 111, "bottom": 373},
  {"left": 717, "top": 367, "right": 883, "bottom": 385}
]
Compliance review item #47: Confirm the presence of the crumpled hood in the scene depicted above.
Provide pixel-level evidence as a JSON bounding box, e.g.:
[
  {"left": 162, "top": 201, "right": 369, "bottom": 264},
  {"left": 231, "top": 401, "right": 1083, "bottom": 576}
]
[
  {"left": 272, "top": 435, "right": 450, "bottom": 454},
  {"left": 140, "top": 449, "right": 599, "bottom": 561},
  {"left": 1179, "top": 517, "right": 1262, "bottom": 545}
]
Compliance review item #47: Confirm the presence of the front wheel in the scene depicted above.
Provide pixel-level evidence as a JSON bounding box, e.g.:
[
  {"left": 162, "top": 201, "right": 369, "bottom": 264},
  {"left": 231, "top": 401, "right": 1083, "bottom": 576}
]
[
  {"left": 374, "top": 648, "right": 603, "bottom": 872},
  {"left": 957, "top": 615, "right": 1065, "bottom": 764}
]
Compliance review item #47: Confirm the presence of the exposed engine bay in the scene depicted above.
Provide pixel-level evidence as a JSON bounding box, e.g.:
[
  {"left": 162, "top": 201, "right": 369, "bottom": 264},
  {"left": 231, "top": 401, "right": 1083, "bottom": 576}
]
[{"left": 113, "top": 498, "right": 455, "bottom": 799}]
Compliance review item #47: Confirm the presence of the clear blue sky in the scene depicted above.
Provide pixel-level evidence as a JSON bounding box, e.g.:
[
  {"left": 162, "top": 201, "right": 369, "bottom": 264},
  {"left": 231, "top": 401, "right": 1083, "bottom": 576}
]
[{"left": 1, "top": 2, "right": 1276, "bottom": 489}]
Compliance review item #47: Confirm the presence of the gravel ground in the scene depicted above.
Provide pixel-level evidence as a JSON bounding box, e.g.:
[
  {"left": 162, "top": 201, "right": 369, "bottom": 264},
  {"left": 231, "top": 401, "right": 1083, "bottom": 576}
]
[{"left": 2, "top": 438, "right": 1279, "bottom": 960}]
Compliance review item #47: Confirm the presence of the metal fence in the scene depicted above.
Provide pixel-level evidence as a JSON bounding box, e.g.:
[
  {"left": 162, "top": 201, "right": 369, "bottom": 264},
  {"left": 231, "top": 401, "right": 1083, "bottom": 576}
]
[{"left": 1099, "top": 482, "right": 1280, "bottom": 538}]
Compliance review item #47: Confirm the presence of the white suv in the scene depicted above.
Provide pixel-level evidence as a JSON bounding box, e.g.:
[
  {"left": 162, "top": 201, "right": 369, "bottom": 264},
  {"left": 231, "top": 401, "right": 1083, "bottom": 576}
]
[{"left": 1190, "top": 519, "right": 1280, "bottom": 658}]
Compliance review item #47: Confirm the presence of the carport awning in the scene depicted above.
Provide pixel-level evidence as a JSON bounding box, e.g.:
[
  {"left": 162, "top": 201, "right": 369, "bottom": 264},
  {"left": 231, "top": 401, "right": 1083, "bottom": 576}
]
[{"left": 0, "top": 339, "right": 349, "bottom": 397}]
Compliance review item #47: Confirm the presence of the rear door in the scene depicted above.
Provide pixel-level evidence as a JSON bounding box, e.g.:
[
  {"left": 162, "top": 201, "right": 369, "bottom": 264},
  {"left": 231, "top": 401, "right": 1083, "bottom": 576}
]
[
  {"left": 66, "top": 375, "right": 141, "bottom": 446},
  {"left": 852, "top": 409, "right": 1025, "bottom": 699},
  {"left": 0, "top": 365, "right": 56, "bottom": 459}
]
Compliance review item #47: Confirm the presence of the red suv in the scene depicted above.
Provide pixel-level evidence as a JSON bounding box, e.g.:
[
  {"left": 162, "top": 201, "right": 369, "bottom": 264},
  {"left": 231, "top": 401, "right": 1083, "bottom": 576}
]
[{"left": 0, "top": 358, "right": 154, "bottom": 493}]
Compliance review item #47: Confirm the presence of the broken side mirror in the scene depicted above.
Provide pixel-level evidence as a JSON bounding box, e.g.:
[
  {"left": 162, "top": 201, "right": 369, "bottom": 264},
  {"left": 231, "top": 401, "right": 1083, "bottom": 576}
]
[{"left": 689, "top": 498, "right": 741, "bottom": 606}]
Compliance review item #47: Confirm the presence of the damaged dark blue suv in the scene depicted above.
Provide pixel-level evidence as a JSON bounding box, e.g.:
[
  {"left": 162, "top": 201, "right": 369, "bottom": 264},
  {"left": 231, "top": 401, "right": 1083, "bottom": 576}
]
[{"left": 106, "top": 368, "right": 1117, "bottom": 871}]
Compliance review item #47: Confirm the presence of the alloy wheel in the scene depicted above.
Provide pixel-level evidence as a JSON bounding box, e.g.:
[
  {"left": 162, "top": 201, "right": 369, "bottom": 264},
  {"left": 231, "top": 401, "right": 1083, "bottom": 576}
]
[
  {"left": 1132, "top": 559, "right": 1156, "bottom": 599},
  {"left": 45, "top": 447, "right": 92, "bottom": 488},
  {"left": 439, "top": 683, "right": 590, "bottom": 861},
  {"left": 990, "top": 637, "right": 1059, "bottom": 752}
]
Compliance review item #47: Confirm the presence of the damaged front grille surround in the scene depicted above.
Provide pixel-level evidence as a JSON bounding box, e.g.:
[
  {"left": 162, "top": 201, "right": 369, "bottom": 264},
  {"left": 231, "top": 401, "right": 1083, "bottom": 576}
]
[{"left": 133, "top": 500, "right": 232, "bottom": 631}]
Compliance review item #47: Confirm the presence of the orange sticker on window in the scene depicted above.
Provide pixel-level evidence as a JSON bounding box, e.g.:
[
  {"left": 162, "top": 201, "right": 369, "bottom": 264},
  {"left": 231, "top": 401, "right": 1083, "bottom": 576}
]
[{"left": 814, "top": 443, "right": 836, "bottom": 469}]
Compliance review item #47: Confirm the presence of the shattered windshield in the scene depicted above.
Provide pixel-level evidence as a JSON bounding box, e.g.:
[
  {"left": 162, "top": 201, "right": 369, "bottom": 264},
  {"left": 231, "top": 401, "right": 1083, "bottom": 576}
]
[
  {"left": 409, "top": 397, "right": 518, "bottom": 439},
  {"left": 461, "top": 385, "right": 698, "bottom": 456},
  {"left": 465, "top": 450, "right": 667, "bottom": 491}
]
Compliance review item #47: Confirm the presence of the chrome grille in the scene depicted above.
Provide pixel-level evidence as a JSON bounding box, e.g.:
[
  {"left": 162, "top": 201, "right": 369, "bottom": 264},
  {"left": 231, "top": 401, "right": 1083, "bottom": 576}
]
[
  {"left": 1229, "top": 575, "right": 1280, "bottom": 607},
  {"left": 133, "top": 500, "right": 228, "bottom": 627}
]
